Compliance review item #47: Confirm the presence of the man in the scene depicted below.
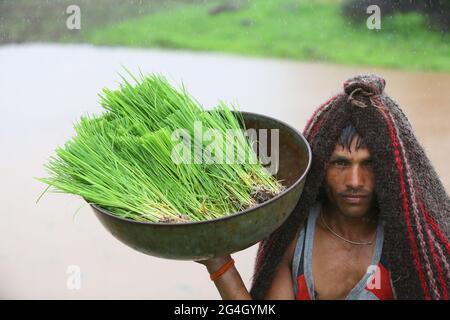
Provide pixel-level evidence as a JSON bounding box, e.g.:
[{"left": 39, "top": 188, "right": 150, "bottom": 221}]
[{"left": 199, "top": 74, "right": 450, "bottom": 300}]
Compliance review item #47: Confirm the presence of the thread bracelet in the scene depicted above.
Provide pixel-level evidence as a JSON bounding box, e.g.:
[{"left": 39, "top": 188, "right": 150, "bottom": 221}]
[{"left": 210, "top": 258, "right": 235, "bottom": 281}]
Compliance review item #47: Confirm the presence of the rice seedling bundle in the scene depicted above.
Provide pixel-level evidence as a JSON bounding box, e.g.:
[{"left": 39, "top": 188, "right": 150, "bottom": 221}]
[{"left": 39, "top": 73, "right": 284, "bottom": 223}]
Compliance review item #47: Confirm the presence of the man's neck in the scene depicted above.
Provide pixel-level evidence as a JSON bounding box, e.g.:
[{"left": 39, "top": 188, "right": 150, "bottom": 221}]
[{"left": 320, "top": 201, "right": 378, "bottom": 242}]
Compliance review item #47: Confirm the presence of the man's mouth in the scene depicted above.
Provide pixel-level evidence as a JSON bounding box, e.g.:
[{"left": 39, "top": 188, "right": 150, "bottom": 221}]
[{"left": 341, "top": 194, "right": 368, "bottom": 204}]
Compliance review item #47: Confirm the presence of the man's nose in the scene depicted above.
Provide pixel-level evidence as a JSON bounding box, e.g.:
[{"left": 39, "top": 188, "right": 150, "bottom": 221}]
[{"left": 346, "top": 165, "right": 364, "bottom": 189}]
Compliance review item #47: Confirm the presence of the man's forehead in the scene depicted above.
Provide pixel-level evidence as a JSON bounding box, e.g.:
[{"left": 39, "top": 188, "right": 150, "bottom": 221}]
[{"left": 330, "top": 144, "right": 371, "bottom": 159}]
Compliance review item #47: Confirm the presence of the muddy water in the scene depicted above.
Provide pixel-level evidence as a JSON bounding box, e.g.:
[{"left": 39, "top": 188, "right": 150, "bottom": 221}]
[{"left": 0, "top": 44, "right": 449, "bottom": 299}]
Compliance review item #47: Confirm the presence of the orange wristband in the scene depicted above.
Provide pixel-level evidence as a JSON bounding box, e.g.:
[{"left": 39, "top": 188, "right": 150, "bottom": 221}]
[{"left": 210, "top": 258, "right": 235, "bottom": 281}]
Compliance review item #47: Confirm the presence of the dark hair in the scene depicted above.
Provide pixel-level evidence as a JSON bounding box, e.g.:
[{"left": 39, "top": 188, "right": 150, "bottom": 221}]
[{"left": 337, "top": 122, "right": 366, "bottom": 151}]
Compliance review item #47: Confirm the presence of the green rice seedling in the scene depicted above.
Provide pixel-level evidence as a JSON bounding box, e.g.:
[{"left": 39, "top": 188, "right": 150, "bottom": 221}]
[{"left": 38, "top": 72, "right": 284, "bottom": 223}]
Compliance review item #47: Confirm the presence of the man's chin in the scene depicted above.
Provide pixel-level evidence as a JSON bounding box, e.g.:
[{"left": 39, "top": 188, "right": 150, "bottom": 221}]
[{"left": 338, "top": 204, "right": 370, "bottom": 219}]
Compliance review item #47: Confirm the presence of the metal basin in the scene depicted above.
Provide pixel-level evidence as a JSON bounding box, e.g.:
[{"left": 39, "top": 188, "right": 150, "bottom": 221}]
[{"left": 90, "top": 112, "right": 312, "bottom": 260}]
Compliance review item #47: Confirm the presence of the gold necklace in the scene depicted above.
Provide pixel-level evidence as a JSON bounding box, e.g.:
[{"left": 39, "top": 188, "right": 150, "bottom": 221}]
[{"left": 319, "top": 211, "right": 376, "bottom": 246}]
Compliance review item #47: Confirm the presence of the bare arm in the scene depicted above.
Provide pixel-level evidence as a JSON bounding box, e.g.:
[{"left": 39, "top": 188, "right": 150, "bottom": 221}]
[
  {"left": 199, "top": 233, "right": 298, "bottom": 300},
  {"left": 200, "top": 255, "right": 252, "bottom": 300}
]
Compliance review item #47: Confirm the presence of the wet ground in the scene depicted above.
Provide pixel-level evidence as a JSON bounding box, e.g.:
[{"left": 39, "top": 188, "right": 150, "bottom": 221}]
[{"left": 0, "top": 44, "right": 449, "bottom": 299}]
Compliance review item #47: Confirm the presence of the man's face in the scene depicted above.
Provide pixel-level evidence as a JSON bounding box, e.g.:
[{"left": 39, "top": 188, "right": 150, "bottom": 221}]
[{"left": 324, "top": 136, "right": 375, "bottom": 219}]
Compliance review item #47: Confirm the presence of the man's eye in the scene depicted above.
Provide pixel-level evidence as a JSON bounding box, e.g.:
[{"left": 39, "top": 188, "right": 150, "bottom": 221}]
[
  {"left": 363, "top": 161, "right": 373, "bottom": 166},
  {"left": 334, "top": 160, "right": 347, "bottom": 166}
]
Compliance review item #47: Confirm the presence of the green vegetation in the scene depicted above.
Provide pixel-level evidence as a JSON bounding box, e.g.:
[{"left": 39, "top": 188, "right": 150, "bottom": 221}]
[
  {"left": 0, "top": 0, "right": 195, "bottom": 44},
  {"left": 1, "top": 0, "right": 448, "bottom": 71},
  {"left": 85, "top": 0, "right": 450, "bottom": 71},
  {"left": 38, "top": 73, "right": 284, "bottom": 223}
]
